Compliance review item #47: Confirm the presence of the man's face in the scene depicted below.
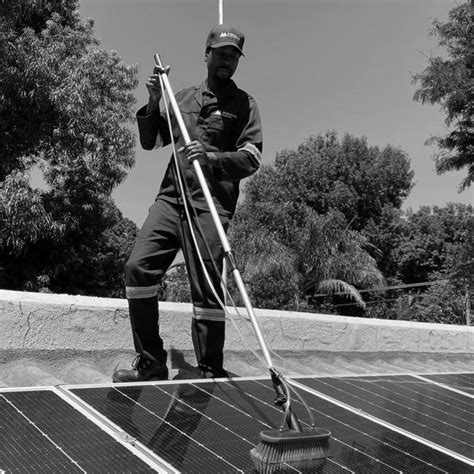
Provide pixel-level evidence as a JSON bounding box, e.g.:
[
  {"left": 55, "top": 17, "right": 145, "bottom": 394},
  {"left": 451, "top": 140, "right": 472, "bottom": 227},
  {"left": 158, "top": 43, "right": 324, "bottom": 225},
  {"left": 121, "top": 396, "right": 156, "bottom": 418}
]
[{"left": 206, "top": 46, "right": 241, "bottom": 81}]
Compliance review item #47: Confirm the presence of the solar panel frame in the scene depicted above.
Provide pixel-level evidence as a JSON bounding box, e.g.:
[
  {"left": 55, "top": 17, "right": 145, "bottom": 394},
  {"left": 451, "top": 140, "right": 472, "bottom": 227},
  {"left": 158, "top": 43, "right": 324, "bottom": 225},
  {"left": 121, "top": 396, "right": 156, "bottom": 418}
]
[
  {"left": 2, "top": 373, "right": 472, "bottom": 473},
  {"left": 0, "top": 386, "right": 168, "bottom": 473}
]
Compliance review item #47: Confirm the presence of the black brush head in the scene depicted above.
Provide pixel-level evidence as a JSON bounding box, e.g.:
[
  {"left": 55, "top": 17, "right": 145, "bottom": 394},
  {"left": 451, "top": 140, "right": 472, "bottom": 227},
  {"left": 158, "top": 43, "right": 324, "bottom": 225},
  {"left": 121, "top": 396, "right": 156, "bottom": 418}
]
[
  {"left": 250, "top": 428, "right": 331, "bottom": 473},
  {"left": 259, "top": 427, "right": 331, "bottom": 444}
]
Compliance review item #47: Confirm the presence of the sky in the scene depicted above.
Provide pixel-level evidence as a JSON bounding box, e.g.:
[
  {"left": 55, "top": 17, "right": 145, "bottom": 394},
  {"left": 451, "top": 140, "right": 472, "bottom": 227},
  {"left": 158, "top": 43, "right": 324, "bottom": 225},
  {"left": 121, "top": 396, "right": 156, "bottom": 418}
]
[{"left": 77, "top": 0, "right": 472, "bottom": 227}]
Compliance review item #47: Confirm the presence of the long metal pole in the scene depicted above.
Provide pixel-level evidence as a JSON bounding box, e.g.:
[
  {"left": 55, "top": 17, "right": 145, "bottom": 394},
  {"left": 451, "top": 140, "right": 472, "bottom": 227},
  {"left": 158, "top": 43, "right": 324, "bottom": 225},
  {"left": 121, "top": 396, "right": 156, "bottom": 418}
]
[
  {"left": 219, "top": 0, "right": 226, "bottom": 303},
  {"left": 218, "top": 0, "right": 223, "bottom": 24},
  {"left": 154, "top": 54, "right": 274, "bottom": 370}
]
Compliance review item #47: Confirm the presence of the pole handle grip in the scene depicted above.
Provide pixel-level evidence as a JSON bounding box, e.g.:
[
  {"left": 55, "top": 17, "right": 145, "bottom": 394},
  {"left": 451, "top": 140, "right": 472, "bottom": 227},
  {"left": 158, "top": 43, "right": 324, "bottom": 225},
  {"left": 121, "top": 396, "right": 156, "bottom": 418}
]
[
  {"left": 153, "top": 53, "right": 191, "bottom": 144},
  {"left": 154, "top": 53, "right": 163, "bottom": 68}
]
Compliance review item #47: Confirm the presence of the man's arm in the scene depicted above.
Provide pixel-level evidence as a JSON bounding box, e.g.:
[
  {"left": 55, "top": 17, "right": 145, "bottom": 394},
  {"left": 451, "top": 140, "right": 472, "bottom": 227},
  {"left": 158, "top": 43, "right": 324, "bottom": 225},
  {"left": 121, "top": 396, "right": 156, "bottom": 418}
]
[
  {"left": 136, "top": 65, "right": 172, "bottom": 150},
  {"left": 136, "top": 105, "right": 171, "bottom": 150}
]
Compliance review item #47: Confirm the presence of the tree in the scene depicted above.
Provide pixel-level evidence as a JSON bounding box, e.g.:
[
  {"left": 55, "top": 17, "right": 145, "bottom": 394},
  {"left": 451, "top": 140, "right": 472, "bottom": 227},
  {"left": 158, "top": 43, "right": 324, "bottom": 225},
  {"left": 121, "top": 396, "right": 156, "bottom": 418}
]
[
  {"left": 264, "top": 131, "right": 413, "bottom": 232},
  {"left": 361, "top": 203, "right": 472, "bottom": 325},
  {"left": 161, "top": 262, "right": 192, "bottom": 303},
  {"left": 448, "top": 218, "right": 473, "bottom": 325},
  {"left": 229, "top": 133, "right": 402, "bottom": 311},
  {"left": 230, "top": 202, "right": 385, "bottom": 312},
  {"left": 407, "top": 280, "right": 467, "bottom": 325},
  {"left": 228, "top": 214, "right": 300, "bottom": 310},
  {"left": 0, "top": 0, "right": 139, "bottom": 296},
  {"left": 361, "top": 205, "right": 405, "bottom": 280},
  {"left": 412, "top": 1, "right": 473, "bottom": 190},
  {"left": 392, "top": 203, "right": 472, "bottom": 284},
  {"left": 240, "top": 131, "right": 413, "bottom": 286}
]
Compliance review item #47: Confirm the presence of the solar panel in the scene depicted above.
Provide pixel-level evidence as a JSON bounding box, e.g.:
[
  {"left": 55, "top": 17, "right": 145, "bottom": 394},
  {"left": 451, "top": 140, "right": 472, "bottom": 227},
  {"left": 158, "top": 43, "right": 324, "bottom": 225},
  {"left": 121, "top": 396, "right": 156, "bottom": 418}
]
[
  {"left": 1, "top": 373, "right": 472, "bottom": 473},
  {"left": 419, "top": 372, "right": 474, "bottom": 395},
  {"left": 0, "top": 388, "right": 158, "bottom": 473},
  {"left": 292, "top": 374, "right": 473, "bottom": 461}
]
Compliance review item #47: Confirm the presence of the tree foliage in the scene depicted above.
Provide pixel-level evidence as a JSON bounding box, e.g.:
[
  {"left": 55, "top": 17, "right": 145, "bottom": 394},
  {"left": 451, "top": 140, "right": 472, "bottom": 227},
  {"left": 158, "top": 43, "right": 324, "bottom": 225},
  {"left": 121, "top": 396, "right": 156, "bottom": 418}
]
[
  {"left": 262, "top": 131, "right": 414, "bottom": 231},
  {"left": 412, "top": 1, "right": 473, "bottom": 190},
  {"left": 393, "top": 203, "right": 472, "bottom": 284},
  {"left": 161, "top": 263, "right": 192, "bottom": 303},
  {"left": 0, "top": 0, "right": 139, "bottom": 296},
  {"left": 364, "top": 203, "right": 473, "bottom": 325},
  {"left": 398, "top": 281, "right": 466, "bottom": 325},
  {"left": 228, "top": 131, "right": 409, "bottom": 311}
]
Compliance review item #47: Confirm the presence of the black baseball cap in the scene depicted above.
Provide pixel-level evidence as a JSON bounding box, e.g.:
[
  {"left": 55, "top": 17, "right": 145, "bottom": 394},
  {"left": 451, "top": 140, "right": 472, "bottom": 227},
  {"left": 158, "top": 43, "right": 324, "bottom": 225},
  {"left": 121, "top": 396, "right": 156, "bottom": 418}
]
[{"left": 206, "top": 24, "right": 245, "bottom": 56}]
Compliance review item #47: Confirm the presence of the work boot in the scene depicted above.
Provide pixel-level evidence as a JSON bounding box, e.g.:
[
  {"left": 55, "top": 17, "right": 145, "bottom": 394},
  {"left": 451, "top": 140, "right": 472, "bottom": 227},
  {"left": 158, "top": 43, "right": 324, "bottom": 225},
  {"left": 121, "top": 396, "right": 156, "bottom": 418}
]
[
  {"left": 199, "top": 364, "right": 228, "bottom": 379},
  {"left": 112, "top": 352, "right": 168, "bottom": 383}
]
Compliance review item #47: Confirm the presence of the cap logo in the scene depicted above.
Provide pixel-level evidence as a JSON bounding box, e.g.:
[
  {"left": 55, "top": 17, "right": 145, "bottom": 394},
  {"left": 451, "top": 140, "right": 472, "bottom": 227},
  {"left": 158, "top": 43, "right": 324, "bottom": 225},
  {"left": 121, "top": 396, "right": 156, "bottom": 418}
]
[{"left": 219, "top": 32, "right": 240, "bottom": 41}]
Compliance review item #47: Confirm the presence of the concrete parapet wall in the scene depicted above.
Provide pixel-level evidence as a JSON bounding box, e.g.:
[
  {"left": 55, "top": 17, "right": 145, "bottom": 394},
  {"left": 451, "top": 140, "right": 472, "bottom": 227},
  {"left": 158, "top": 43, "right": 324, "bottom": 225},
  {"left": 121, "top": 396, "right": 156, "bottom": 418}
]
[{"left": 0, "top": 289, "right": 472, "bottom": 354}]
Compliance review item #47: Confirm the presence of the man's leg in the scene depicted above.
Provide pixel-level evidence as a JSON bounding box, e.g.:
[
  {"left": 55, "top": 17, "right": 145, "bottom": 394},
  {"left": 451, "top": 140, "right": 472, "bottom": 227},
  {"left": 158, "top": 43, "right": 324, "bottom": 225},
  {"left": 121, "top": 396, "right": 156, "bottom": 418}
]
[
  {"left": 180, "top": 210, "right": 229, "bottom": 378},
  {"left": 191, "top": 318, "right": 226, "bottom": 377},
  {"left": 113, "top": 199, "right": 180, "bottom": 382}
]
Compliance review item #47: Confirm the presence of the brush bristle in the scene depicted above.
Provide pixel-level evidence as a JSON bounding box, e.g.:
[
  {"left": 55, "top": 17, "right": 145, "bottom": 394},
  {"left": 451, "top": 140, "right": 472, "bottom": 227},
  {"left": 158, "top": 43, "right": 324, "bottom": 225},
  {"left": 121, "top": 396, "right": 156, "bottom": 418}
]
[{"left": 250, "top": 428, "right": 331, "bottom": 473}]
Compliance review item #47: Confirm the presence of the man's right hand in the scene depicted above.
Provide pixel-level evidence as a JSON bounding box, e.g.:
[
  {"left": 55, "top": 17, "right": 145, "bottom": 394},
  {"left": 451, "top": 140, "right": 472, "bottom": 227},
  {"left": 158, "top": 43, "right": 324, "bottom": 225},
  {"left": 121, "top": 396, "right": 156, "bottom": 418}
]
[{"left": 146, "top": 65, "right": 170, "bottom": 113}]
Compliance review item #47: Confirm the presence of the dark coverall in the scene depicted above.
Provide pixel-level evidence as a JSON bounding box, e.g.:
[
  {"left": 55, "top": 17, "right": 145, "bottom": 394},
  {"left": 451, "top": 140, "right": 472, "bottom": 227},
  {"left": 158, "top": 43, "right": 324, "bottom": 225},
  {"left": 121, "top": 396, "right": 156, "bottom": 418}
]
[{"left": 125, "top": 78, "right": 263, "bottom": 374}]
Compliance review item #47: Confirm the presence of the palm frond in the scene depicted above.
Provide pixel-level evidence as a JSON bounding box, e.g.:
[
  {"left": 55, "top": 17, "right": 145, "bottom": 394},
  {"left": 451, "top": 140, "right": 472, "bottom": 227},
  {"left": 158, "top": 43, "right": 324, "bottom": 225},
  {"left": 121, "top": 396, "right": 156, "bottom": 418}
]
[{"left": 317, "top": 279, "right": 366, "bottom": 309}]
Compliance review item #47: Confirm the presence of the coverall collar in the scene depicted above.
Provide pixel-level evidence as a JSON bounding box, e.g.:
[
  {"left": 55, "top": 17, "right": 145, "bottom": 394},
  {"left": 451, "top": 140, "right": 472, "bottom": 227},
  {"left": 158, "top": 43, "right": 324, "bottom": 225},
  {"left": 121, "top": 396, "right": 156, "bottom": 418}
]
[{"left": 196, "top": 79, "right": 238, "bottom": 106}]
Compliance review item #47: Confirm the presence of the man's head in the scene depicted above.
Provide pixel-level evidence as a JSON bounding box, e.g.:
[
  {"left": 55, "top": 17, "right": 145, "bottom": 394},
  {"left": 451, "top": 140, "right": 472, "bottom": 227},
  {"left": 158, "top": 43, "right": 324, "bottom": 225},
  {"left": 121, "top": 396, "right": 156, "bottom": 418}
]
[
  {"left": 205, "top": 25, "right": 244, "bottom": 84},
  {"left": 205, "top": 24, "right": 245, "bottom": 56}
]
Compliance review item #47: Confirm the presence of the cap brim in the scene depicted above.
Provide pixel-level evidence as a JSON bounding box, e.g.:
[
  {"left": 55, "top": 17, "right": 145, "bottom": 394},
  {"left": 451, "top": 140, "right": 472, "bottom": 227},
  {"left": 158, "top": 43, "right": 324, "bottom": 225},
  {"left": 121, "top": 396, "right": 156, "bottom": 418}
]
[{"left": 210, "top": 42, "right": 244, "bottom": 56}]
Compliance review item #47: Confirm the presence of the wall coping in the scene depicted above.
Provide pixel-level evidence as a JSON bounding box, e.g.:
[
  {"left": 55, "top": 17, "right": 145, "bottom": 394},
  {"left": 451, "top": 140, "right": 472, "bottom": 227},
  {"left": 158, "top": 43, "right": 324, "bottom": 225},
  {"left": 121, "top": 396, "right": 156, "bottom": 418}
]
[{"left": 1, "top": 289, "right": 472, "bottom": 354}]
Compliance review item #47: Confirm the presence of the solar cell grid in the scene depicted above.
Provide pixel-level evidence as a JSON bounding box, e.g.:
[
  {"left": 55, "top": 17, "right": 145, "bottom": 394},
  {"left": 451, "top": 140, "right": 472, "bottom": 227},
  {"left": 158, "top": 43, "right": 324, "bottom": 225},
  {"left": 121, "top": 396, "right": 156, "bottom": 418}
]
[
  {"left": 419, "top": 373, "right": 474, "bottom": 395},
  {"left": 71, "top": 376, "right": 473, "bottom": 473},
  {"left": 76, "top": 383, "right": 252, "bottom": 473},
  {"left": 1, "top": 395, "right": 83, "bottom": 473},
  {"left": 294, "top": 374, "right": 474, "bottom": 462},
  {"left": 0, "top": 389, "right": 156, "bottom": 473},
  {"left": 2, "top": 373, "right": 472, "bottom": 473},
  {"left": 252, "top": 378, "right": 473, "bottom": 473}
]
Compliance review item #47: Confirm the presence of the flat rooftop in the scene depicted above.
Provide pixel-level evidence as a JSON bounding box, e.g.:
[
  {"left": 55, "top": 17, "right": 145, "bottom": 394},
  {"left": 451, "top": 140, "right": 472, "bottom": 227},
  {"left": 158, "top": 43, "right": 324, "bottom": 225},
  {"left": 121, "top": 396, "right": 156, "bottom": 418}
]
[{"left": 0, "top": 289, "right": 472, "bottom": 387}]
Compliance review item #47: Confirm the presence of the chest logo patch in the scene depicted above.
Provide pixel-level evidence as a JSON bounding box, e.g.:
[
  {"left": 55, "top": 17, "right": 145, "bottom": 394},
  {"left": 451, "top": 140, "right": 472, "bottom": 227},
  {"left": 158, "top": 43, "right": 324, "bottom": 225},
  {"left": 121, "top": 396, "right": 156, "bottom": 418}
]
[{"left": 213, "top": 110, "right": 237, "bottom": 120}]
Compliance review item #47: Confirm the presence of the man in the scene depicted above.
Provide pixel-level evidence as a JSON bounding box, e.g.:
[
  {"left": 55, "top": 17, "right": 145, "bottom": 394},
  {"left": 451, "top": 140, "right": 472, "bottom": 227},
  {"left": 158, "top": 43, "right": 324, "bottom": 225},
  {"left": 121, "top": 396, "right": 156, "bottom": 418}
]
[{"left": 113, "top": 24, "right": 263, "bottom": 382}]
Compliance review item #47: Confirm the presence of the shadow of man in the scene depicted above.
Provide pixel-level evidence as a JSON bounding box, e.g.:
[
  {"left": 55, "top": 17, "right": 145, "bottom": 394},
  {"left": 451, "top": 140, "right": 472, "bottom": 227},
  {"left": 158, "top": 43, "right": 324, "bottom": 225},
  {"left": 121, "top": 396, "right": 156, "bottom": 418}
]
[{"left": 106, "top": 348, "right": 233, "bottom": 468}]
